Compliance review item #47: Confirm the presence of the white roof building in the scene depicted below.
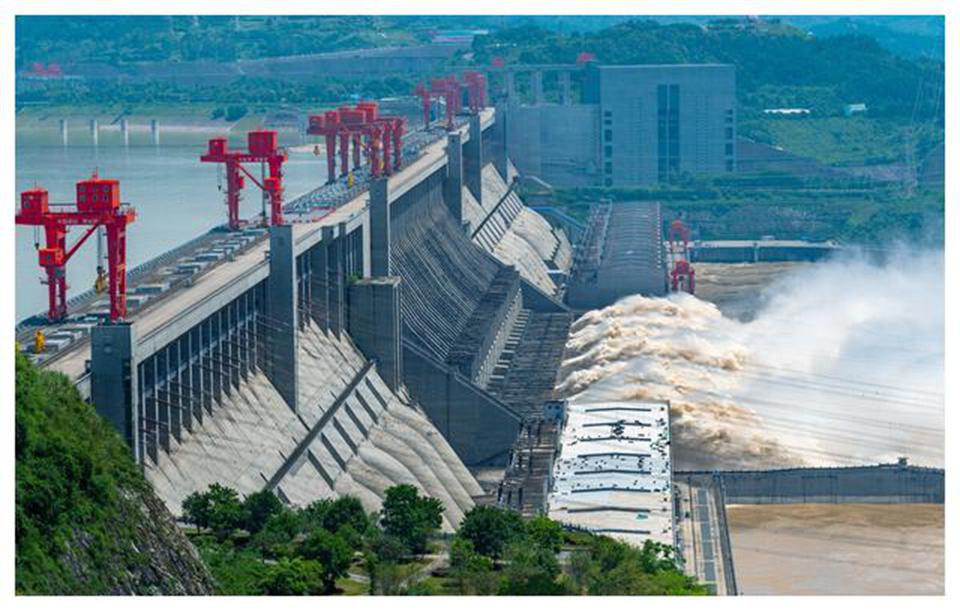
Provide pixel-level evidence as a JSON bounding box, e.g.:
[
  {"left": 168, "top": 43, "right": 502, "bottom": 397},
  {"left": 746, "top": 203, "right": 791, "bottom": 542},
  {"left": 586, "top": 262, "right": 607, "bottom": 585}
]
[
  {"left": 547, "top": 400, "right": 675, "bottom": 549},
  {"left": 762, "top": 108, "right": 811, "bottom": 115}
]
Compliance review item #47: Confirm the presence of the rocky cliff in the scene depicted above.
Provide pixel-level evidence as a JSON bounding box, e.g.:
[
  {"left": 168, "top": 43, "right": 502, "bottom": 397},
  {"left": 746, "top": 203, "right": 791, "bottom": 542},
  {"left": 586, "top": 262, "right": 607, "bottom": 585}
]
[{"left": 15, "top": 353, "right": 215, "bottom": 595}]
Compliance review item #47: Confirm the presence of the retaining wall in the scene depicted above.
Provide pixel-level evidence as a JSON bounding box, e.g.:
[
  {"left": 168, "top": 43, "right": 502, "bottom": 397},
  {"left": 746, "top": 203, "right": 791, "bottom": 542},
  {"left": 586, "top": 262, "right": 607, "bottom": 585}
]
[{"left": 678, "top": 463, "right": 945, "bottom": 504}]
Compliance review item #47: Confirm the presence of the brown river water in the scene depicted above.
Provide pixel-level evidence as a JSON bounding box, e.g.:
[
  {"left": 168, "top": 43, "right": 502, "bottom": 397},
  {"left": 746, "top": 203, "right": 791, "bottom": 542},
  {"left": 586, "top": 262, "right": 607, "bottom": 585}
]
[
  {"left": 727, "top": 503, "right": 944, "bottom": 595},
  {"left": 700, "top": 265, "right": 943, "bottom": 595}
]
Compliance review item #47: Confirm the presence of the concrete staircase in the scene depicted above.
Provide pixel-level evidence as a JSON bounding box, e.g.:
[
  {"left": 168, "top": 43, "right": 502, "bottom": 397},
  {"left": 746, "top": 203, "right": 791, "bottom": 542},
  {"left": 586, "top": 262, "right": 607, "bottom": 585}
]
[{"left": 486, "top": 308, "right": 531, "bottom": 391}]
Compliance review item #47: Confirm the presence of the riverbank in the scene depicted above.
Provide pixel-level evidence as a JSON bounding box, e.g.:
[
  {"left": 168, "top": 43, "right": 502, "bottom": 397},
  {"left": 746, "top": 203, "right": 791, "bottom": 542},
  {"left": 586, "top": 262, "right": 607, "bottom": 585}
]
[{"left": 15, "top": 103, "right": 315, "bottom": 147}]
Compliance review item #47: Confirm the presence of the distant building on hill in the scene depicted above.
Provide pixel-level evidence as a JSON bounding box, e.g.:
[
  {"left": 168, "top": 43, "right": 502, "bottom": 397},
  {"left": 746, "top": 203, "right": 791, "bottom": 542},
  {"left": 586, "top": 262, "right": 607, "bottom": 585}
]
[
  {"left": 763, "top": 108, "right": 811, "bottom": 115},
  {"left": 501, "top": 63, "right": 737, "bottom": 187},
  {"left": 843, "top": 102, "right": 868, "bottom": 116}
]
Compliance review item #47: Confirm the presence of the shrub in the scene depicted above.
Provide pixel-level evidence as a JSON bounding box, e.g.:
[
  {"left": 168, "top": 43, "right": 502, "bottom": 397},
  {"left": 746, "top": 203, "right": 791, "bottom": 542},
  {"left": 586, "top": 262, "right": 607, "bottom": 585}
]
[{"left": 256, "top": 557, "right": 324, "bottom": 595}]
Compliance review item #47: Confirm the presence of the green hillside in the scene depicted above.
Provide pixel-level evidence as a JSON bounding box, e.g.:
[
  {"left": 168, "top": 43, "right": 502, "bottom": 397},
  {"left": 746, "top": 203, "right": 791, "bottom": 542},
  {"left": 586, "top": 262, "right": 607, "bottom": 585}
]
[
  {"left": 15, "top": 353, "right": 215, "bottom": 594},
  {"left": 472, "top": 19, "right": 943, "bottom": 119}
]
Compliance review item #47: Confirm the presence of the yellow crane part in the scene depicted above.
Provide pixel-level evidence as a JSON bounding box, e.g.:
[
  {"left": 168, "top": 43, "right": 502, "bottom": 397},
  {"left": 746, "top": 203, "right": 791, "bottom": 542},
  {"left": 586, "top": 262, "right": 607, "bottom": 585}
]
[
  {"left": 33, "top": 330, "right": 45, "bottom": 354},
  {"left": 347, "top": 172, "right": 355, "bottom": 188},
  {"left": 94, "top": 266, "right": 108, "bottom": 294}
]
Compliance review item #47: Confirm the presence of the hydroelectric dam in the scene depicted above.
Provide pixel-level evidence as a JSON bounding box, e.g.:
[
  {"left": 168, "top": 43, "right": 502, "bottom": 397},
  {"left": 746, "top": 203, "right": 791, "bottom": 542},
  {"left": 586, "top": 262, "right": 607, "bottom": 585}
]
[
  {"left": 19, "top": 90, "right": 944, "bottom": 596},
  {"left": 25, "top": 104, "right": 579, "bottom": 530}
]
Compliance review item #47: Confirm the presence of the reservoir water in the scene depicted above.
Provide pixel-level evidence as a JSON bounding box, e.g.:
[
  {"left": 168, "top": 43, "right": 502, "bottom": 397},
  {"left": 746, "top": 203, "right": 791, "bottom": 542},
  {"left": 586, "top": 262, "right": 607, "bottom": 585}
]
[{"left": 15, "top": 144, "right": 326, "bottom": 321}]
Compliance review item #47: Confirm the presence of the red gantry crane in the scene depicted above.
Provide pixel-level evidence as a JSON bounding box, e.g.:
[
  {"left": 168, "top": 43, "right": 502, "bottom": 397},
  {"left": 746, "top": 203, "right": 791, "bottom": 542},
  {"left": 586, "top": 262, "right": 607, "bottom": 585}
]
[
  {"left": 464, "top": 70, "right": 487, "bottom": 113},
  {"left": 667, "top": 218, "right": 696, "bottom": 294},
  {"left": 16, "top": 173, "right": 136, "bottom": 323},
  {"left": 307, "top": 102, "right": 406, "bottom": 185},
  {"left": 414, "top": 75, "right": 462, "bottom": 130},
  {"left": 200, "top": 129, "right": 288, "bottom": 230}
]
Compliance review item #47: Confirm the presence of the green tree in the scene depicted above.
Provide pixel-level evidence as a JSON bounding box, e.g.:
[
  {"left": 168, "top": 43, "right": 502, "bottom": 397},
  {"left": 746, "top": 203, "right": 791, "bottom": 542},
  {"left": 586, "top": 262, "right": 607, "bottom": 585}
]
[
  {"left": 255, "top": 557, "right": 324, "bottom": 595},
  {"left": 250, "top": 507, "right": 302, "bottom": 558},
  {"left": 204, "top": 483, "right": 247, "bottom": 541},
  {"left": 298, "top": 529, "right": 353, "bottom": 593},
  {"left": 588, "top": 561, "right": 707, "bottom": 595},
  {"left": 181, "top": 490, "right": 211, "bottom": 532},
  {"left": 457, "top": 505, "right": 525, "bottom": 559},
  {"left": 180, "top": 484, "right": 247, "bottom": 539},
  {"left": 323, "top": 496, "right": 371, "bottom": 534},
  {"left": 243, "top": 489, "right": 283, "bottom": 535},
  {"left": 302, "top": 496, "right": 371, "bottom": 543},
  {"left": 526, "top": 515, "right": 564, "bottom": 554},
  {"left": 498, "top": 540, "right": 565, "bottom": 595},
  {"left": 367, "top": 531, "right": 407, "bottom": 564},
  {"left": 566, "top": 549, "right": 593, "bottom": 594},
  {"left": 638, "top": 539, "right": 681, "bottom": 573},
  {"left": 368, "top": 561, "right": 405, "bottom": 595},
  {"left": 449, "top": 537, "right": 498, "bottom": 595},
  {"left": 379, "top": 484, "right": 443, "bottom": 556}
]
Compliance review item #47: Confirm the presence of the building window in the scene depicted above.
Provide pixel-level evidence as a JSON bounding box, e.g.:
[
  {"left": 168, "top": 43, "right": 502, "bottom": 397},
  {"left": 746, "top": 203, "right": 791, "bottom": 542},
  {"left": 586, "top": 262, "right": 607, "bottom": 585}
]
[
  {"left": 657, "top": 84, "right": 681, "bottom": 181},
  {"left": 604, "top": 145, "right": 613, "bottom": 158},
  {"left": 725, "top": 127, "right": 734, "bottom": 140},
  {"left": 604, "top": 161, "right": 613, "bottom": 174},
  {"left": 726, "top": 160, "right": 734, "bottom": 172},
  {"left": 604, "top": 177, "right": 613, "bottom": 187},
  {"left": 725, "top": 143, "right": 734, "bottom": 156},
  {"left": 604, "top": 129, "right": 613, "bottom": 142}
]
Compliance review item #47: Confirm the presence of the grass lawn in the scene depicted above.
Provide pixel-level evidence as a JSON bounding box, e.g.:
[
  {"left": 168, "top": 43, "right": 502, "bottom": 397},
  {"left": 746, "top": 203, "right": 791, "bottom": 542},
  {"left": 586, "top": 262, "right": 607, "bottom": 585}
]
[
  {"left": 418, "top": 575, "right": 462, "bottom": 594},
  {"left": 740, "top": 116, "right": 942, "bottom": 167},
  {"left": 335, "top": 576, "right": 368, "bottom": 596}
]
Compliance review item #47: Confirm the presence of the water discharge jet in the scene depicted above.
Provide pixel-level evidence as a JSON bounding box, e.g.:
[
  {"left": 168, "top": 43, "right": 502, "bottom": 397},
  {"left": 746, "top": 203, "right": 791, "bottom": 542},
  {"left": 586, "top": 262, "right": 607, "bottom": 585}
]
[{"left": 555, "top": 248, "right": 944, "bottom": 470}]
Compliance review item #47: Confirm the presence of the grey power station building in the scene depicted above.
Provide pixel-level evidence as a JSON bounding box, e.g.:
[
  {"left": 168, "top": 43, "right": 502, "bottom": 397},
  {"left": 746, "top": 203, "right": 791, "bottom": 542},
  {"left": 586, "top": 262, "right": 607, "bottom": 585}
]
[{"left": 502, "top": 63, "right": 737, "bottom": 187}]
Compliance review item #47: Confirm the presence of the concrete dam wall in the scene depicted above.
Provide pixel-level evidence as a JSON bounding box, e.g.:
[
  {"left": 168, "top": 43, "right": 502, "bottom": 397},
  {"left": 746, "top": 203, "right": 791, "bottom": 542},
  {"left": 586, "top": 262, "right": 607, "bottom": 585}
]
[
  {"left": 85, "top": 107, "right": 576, "bottom": 526},
  {"left": 388, "top": 157, "right": 573, "bottom": 466},
  {"left": 679, "top": 463, "right": 945, "bottom": 505},
  {"left": 146, "top": 319, "right": 481, "bottom": 530}
]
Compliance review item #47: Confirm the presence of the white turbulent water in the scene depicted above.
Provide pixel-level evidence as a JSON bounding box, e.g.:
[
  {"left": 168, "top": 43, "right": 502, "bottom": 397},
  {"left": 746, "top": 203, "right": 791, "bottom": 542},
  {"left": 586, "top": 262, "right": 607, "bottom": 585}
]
[{"left": 556, "top": 249, "right": 944, "bottom": 470}]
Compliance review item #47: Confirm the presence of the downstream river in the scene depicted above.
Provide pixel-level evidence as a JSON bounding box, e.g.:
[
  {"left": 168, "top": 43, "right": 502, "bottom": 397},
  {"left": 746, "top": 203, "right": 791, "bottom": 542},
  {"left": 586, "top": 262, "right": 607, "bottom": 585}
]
[
  {"left": 728, "top": 503, "right": 944, "bottom": 595},
  {"left": 14, "top": 145, "right": 324, "bottom": 321}
]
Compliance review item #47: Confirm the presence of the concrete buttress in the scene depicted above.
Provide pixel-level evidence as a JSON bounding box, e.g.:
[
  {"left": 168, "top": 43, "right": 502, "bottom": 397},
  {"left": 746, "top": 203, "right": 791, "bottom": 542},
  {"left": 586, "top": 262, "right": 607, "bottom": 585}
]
[
  {"left": 443, "top": 133, "right": 464, "bottom": 228},
  {"left": 91, "top": 322, "right": 139, "bottom": 461},
  {"left": 267, "top": 224, "right": 299, "bottom": 411},
  {"left": 369, "top": 178, "right": 391, "bottom": 277},
  {"left": 464, "top": 115, "right": 483, "bottom": 207}
]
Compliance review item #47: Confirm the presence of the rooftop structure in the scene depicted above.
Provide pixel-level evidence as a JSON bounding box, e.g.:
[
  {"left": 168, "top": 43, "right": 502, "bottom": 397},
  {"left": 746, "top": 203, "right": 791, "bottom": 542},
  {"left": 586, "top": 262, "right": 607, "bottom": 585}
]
[{"left": 547, "top": 399, "right": 675, "bottom": 549}]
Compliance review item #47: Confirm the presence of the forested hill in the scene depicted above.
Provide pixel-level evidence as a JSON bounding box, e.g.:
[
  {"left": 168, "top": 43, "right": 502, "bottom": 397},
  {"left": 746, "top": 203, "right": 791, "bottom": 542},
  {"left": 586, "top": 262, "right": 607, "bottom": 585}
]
[
  {"left": 15, "top": 16, "right": 943, "bottom": 122},
  {"left": 471, "top": 19, "right": 943, "bottom": 118},
  {"left": 15, "top": 353, "right": 215, "bottom": 594},
  {"left": 14, "top": 16, "right": 428, "bottom": 65}
]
